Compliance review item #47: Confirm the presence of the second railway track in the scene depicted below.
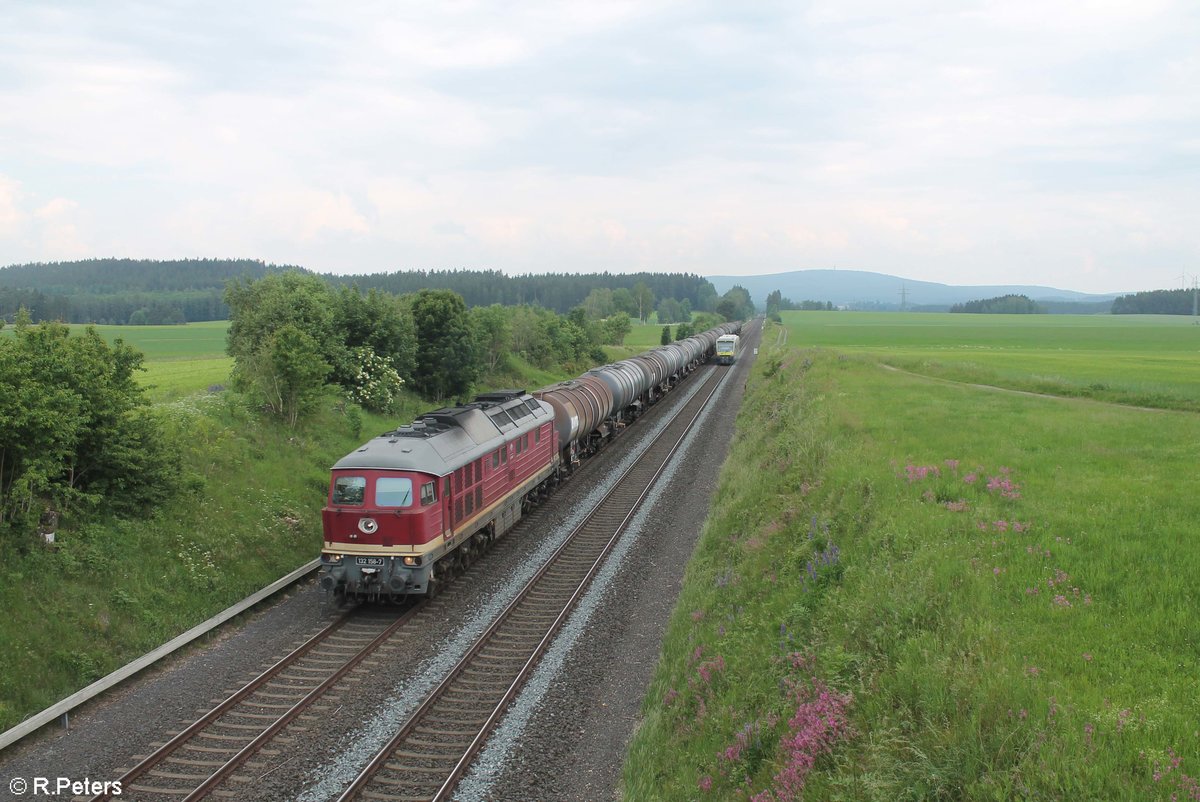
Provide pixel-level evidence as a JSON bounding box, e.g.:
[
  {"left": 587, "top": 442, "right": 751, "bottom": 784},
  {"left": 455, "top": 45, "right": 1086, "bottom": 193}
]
[{"left": 335, "top": 364, "right": 729, "bottom": 802}]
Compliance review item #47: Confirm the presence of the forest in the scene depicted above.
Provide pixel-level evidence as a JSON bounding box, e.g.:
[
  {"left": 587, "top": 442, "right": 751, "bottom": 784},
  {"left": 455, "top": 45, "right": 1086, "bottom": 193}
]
[
  {"left": 949, "top": 294, "right": 1044, "bottom": 314},
  {"left": 1111, "top": 287, "right": 1198, "bottom": 315},
  {"left": 0, "top": 259, "right": 724, "bottom": 325}
]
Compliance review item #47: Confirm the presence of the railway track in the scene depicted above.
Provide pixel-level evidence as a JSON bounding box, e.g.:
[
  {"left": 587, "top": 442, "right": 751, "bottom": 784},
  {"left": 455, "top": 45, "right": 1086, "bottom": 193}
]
[
  {"left": 89, "top": 604, "right": 425, "bottom": 802},
  {"left": 335, "top": 364, "right": 727, "bottom": 802},
  {"left": 85, "top": 359, "right": 726, "bottom": 802}
]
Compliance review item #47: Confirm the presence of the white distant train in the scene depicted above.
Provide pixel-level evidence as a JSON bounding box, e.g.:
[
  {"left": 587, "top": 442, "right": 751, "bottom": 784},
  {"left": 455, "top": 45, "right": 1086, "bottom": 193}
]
[{"left": 715, "top": 333, "right": 740, "bottom": 365}]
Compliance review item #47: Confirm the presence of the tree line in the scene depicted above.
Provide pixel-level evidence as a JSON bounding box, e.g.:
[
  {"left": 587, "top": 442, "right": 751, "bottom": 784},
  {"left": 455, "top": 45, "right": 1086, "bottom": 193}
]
[
  {"left": 764, "top": 289, "right": 836, "bottom": 320},
  {"left": 1112, "top": 288, "right": 1198, "bottom": 315},
  {"left": 223, "top": 271, "right": 747, "bottom": 424},
  {"left": 0, "top": 259, "right": 728, "bottom": 324},
  {"left": 950, "top": 294, "right": 1044, "bottom": 314}
]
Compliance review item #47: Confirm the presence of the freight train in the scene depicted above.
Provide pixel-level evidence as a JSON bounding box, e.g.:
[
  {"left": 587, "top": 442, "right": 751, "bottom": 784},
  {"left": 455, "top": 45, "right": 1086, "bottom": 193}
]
[{"left": 318, "top": 321, "right": 742, "bottom": 601}]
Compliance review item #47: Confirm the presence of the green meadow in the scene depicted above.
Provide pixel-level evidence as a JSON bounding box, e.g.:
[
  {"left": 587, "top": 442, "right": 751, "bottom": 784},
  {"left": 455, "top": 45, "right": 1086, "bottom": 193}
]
[
  {"left": 1, "top": 320, "right": 233, "bottom": 398},
  {"left": 84, "top": 321, "right": 234, "bottom": 399},
  {"left": 625, "top": 312, "right": 1200, "bottom": 800},
  {"left": 787, "top": 311, "right": 1200, "bottom": 411}
]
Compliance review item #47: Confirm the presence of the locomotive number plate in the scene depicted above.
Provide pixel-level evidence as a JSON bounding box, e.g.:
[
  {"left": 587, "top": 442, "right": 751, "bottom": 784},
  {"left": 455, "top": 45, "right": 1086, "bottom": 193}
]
[{"left": 355, "top": 557, "right": 385, "bottom": 567}]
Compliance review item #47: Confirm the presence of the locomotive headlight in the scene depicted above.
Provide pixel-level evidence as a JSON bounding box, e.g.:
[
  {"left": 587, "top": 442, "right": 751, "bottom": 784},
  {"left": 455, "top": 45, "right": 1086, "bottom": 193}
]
[
  {"left": 402, "top": 556, "right": 422, "bottom": 566},
  {"left": 323, "top": 553, "right": 343, "bottom": 564},
  {"left": 358, "top": 517, "right": 379, "bottom": 535}
]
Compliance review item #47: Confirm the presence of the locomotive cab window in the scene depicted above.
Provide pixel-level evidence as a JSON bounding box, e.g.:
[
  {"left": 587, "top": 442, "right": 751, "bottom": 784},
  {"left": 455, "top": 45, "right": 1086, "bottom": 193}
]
[
  {"left": 376, "top": 477, "right": 414, "bottom": 507},
  {"left": 420, "top": 481, "right": 436, "bottom": 506},
  {"left": 332, "top": 476, "right": 366, "bottom": 505}
]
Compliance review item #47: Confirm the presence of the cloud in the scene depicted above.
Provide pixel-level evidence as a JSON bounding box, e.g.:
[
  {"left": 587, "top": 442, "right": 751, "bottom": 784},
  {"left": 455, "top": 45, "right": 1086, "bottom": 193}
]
[{"left": 1, "top": 1, "right": 1197, "bottom": 291}]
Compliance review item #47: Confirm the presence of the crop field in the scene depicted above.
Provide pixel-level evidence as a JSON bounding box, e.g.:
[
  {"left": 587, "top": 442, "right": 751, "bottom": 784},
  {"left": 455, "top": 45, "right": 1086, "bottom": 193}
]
[
  {"left": 786, "top": 311, "right": 1200, "bottom": 411},
  {"left": 81, "top": 321, "right": 233, "bottom": 399},
  {"left": 2, "top": 320, "right": 233, "bottom": 398},
  {"left": 625, "top": 312, "right": 1200, "bottom": 800}
]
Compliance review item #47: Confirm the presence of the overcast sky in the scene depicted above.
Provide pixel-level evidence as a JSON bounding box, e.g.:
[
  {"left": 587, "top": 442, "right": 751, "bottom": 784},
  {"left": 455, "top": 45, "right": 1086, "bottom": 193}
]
[{"left": 2, "top": 1, "right": 1197, "bottom": 293}]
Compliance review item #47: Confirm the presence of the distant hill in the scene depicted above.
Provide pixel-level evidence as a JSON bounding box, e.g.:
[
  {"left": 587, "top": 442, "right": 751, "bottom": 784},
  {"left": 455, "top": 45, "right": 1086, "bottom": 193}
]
[{"left": 707, "top": 269, "right": 1123, "bottom": 311}]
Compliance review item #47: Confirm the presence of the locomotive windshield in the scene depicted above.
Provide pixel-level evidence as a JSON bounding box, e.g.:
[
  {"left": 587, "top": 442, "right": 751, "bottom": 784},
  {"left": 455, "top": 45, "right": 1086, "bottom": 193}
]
[
  {"left": 332, "top": 476, "right": 366, "bottom": 505},
  {"left": 376, "top": 477, "right": 414, "bottom": 507}
]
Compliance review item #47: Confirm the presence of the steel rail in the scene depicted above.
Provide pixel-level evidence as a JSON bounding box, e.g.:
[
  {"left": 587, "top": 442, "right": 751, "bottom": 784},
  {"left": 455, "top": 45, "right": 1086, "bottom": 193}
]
[
  {"left": 336, "top": 364, "right": 726, "bottom": 801},
  {"left": 90, "top": 602, "right": 422, "bottom": 801}
]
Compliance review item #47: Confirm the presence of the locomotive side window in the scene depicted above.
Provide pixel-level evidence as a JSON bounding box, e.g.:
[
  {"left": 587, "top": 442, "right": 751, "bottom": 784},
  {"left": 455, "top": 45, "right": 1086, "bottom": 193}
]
[
  {"left": 492, "top": 451, "right": 500, "bottom": 468},
  {"left": 501, "top": 447, "right": 507, "bottom": 465},
  {"left": 376, "top": 477, "right": 414, "bottom": 507},
  {"left": 420, "top": 481, "right": 436, "bottom": 506},
  {"left": 332, "top": 476, "right": 366, "bottom": 505},
  {"left": 535, "top": 426, "right": 541, "bottom": 443}
]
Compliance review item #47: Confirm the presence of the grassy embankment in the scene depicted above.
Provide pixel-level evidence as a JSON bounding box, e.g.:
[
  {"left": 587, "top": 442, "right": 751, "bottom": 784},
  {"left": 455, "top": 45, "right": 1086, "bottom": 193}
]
[
  {"left": 624, "top": 312, "right": 1200, "bottom": 800},
  {"left": 0, "top": 323, "right": 581, "bottom": 733}
]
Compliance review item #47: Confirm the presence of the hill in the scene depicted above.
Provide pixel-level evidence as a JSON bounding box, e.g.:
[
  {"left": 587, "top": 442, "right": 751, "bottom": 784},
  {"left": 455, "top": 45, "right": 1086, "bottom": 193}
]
[{"left": 707, "top": 269, "right": 1123, "bottom": 311}]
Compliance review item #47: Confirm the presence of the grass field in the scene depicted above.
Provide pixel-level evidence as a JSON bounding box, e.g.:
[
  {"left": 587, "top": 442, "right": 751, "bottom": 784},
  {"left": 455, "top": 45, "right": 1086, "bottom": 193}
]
[
  {"left": 82, "top": 321, "right": 234, "bottom": 399},
  {"left": 787, "top": 311, "right": 1200, "bottom": 411},
  {"left": 624, "top": 312, "right": 1200, "bottom": 800}
]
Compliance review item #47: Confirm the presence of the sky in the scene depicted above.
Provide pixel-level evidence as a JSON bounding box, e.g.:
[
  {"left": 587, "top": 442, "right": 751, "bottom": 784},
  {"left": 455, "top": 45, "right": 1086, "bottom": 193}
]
[{"left": 1, "top": 1, "right": 1198, "bottom": 294}]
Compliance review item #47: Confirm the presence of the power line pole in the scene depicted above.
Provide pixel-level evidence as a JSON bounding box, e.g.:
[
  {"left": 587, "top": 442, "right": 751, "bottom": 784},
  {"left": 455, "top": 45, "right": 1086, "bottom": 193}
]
[{"left": 899, "top": 284, "right": 909, "bottom": 311}]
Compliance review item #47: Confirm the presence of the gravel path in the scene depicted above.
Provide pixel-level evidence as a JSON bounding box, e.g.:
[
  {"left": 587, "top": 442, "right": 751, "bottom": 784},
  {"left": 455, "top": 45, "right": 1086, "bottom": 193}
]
[{"left": 0, "top": 329, "right": 758, "bottom": 802}]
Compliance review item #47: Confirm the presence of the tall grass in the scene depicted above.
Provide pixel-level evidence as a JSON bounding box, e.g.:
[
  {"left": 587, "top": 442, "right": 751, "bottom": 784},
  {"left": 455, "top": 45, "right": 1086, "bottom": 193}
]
[{"left": 623, "top": 324, "right": 1200, "bottom": 800}]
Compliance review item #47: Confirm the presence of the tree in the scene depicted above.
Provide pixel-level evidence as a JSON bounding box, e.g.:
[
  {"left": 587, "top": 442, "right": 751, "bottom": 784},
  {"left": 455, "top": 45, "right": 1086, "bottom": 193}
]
[
  {"left": 225, "top": 271, "right": 340, "bottom": 385},
  {"left": 242, "top": 325, "right": 332, "bottom": 426},
  {"left": 675, "top": 322, "right": 695, "bottom": 340},
  {"left": 410, "top": 290, "right": 480, "bottom": 401},
  {"left": 470, "top": 304, "right": 512, "bottom": 372},
  {"left": 601, "top": 312, "right": 632, "bottom": 345},
  {"left": 718, "top": 285, "right": 754, "bottom": 321},
  {"left": 657, "top": 298, "right": 682, "bottom": 325},
  {"left": 1, "top": 319, "right": 178, "bottom": 543},
  {"left": 661, "top": 326, "right": 672, "bottom": 345},
  {"left": 612, "top": 288, "right": 637, "bottom": 317},
  {"left": 633, "top": 281, "right": 655, "bottom": 323},
  {"left": 581, "top": 288, "right": 615, "bottom": 319},
  {"left": 331, "top": 286, "right": 417, "bottom": 384}
]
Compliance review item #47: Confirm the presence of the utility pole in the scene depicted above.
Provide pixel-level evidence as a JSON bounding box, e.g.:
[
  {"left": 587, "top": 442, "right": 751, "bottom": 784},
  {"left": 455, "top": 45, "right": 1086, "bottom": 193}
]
[{"left": 898, "top": 284, "right": 909, "bottom": 311}]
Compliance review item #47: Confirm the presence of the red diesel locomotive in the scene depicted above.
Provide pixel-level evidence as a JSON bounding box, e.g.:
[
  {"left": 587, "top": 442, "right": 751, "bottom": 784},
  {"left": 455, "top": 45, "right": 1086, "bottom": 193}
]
[{"left": 318, "top": 321, "right": 741, "bottom": 601}]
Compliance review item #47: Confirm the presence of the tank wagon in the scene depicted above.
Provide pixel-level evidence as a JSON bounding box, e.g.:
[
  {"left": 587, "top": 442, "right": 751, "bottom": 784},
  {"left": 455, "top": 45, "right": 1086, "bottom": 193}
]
[
  {"left": 319, "top": 320, "right": 742, "bottom": 601},
  {"left": 715, "top": 333, "right": 741, "bottom": 365}
]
